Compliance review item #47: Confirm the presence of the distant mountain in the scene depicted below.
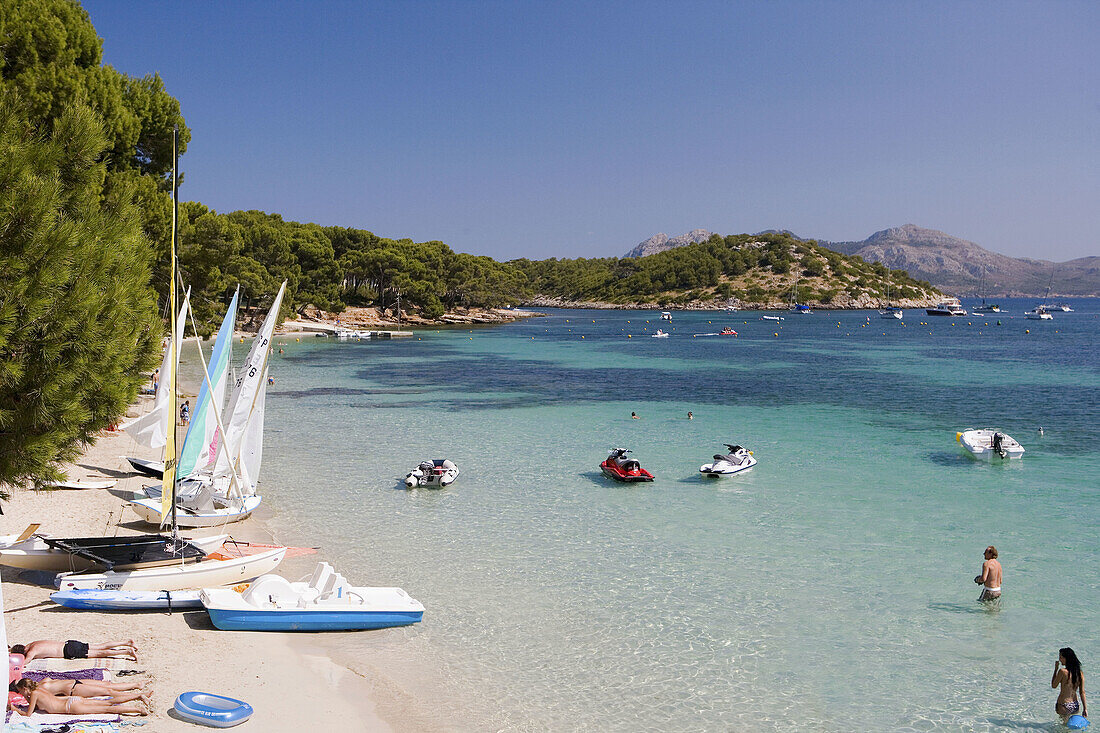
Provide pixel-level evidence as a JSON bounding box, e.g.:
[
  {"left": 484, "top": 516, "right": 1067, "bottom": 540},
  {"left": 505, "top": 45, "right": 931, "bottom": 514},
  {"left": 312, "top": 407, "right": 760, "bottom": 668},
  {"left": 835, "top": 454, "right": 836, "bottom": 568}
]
[
  {"left": 624, "top": 229, "right": 714, "bottom": 258},
  {"left": 822, "top": 224, "right": 1100, "bottom": 296},
  {"left": 625, "top": 224, "right": 1099, "bottom": 296}
]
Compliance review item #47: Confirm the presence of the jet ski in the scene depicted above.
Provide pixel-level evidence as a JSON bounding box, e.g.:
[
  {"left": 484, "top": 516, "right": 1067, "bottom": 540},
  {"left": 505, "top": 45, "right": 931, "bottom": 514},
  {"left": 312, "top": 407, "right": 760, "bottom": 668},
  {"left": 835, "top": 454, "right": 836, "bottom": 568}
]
[
  {"left": 599, "top": 449, "right": 654, "bottom": 483},
  {"left": 404, "top": 459, "right": 460, "bottom": 488},
  {"left": 719, "top": 327, "right": 738, "bottom": 336},
  {"left": 699, "top": 444, "right": 757, "bottom": 477}
]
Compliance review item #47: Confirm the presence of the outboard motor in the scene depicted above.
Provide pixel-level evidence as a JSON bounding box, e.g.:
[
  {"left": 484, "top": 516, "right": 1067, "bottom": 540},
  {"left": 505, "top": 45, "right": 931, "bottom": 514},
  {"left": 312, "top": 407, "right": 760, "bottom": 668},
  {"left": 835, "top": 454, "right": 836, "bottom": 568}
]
[{"left": 992, "top": 432, "right": 1006, "bottom": 458}]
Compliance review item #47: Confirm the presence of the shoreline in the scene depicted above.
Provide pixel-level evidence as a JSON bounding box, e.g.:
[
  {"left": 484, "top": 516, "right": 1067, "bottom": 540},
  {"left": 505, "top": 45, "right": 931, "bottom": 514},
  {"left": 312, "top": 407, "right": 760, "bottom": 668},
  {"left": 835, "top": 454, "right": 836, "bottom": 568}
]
[{"left": 0, "top": 397, "right": 422, "bottom": 731}]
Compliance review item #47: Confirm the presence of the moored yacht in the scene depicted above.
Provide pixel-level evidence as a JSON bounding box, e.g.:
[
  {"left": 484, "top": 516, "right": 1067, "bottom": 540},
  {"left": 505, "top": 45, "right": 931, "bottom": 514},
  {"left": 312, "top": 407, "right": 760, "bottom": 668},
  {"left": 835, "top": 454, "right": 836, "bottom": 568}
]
[
  {"left": 957, "top": 429, "right": 1025, "bottom": 460},
  {"left": 1024, "top": 305, "right": 1053, "bottom": 320},
  {"left": 926, "top": 297, "right": 967, "bottom": 316}
]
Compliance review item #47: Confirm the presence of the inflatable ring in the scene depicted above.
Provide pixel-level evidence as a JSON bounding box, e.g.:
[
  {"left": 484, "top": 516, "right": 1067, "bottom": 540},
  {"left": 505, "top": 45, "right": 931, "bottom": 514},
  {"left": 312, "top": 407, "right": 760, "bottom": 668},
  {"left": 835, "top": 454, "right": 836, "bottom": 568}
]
[{"left": 173, "top": 691, "right": 253, "bottom": 728}]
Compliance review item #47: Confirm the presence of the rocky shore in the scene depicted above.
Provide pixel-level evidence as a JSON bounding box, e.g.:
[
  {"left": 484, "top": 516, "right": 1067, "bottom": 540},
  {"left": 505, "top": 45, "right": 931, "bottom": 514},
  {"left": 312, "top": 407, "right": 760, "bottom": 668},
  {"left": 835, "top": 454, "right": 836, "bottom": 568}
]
[
  {"left": 523, "top": 293, "right": 943, "bottom": 311},
  {"left": 288, "top": 304, "right": 544, "bottom": 330}
]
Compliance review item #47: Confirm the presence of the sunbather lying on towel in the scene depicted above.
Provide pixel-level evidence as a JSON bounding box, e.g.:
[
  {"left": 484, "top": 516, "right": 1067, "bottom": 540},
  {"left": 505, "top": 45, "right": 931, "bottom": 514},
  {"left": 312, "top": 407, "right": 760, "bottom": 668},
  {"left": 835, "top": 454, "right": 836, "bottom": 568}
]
[
  {"left": 11, "top": 676, "right": 147, "bottom": 698},
  {"left": 9, "top": 639, "right": 137, "bottom": 662},
  {"left": 10, "top": 679, "right": 149, "bottom": 716}
]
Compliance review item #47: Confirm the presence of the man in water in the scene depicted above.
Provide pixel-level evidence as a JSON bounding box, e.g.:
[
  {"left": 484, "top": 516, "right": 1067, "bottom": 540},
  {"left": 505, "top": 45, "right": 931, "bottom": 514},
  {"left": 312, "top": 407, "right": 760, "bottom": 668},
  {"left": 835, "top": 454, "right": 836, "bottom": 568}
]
[{"left": 973, "top": 545, "right": 1002, "bottom": 601}]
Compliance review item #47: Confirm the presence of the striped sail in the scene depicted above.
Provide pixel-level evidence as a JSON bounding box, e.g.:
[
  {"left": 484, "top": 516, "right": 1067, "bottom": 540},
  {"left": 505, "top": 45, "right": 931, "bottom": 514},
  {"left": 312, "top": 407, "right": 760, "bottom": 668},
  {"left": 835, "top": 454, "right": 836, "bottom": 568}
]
[{"left": 178, "top": 288, "right": 239, "bottom": 479}]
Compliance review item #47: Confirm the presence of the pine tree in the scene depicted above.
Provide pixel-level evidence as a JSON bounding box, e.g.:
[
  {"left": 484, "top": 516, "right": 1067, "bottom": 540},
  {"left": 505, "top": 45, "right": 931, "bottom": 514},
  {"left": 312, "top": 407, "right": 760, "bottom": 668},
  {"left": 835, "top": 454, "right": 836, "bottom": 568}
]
[{"left": 0, "top": 98, "right": 160, "bottom": 490}]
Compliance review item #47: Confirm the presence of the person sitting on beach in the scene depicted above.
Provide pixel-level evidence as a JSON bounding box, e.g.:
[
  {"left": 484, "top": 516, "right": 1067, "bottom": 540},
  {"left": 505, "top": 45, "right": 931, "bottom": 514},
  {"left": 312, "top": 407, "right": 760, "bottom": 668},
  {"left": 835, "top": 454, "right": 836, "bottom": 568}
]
[
  {"left": 10, "top": 679, "right": 149, "bottom": 717},
  {"left": 11, "top": 676, "right": 146, "bottom": 699},
  {"left": 973, "top": 545, "right": 1002, "bottom": 601},
  {"left": 10, "top": 639, "right": 137, "bottom": 662},
  {"left": 1052, "top": 647, "right": 1087, "bottom": 722}
]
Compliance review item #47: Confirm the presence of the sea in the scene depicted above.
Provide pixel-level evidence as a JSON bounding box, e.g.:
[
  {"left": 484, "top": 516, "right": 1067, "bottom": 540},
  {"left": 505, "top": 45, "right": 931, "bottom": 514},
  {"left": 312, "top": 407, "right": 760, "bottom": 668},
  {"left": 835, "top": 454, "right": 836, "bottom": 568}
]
[{"left": 250, "top": 297, "right": 1098, "bottom": 731}]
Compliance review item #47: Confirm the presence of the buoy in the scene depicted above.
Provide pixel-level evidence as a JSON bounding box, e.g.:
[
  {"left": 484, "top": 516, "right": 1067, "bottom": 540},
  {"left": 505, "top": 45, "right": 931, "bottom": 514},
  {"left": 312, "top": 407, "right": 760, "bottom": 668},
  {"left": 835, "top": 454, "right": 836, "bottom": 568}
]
[
  {"left": 1026, "top": 329, "right": 1030, "bottom": 334},
  {"left": 628, "top": 335, "right": 632, "bottom": 338},
  {"left": 774, "top": 332, "right": 778, "bottom": 337}
]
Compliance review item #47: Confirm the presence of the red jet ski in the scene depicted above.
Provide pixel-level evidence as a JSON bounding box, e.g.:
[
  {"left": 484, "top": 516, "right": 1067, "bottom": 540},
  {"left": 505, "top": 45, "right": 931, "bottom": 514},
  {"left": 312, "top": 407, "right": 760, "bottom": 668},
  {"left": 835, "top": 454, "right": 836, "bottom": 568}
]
[{"left": 600, "top": 448, "right": 655, "bottom": 482}]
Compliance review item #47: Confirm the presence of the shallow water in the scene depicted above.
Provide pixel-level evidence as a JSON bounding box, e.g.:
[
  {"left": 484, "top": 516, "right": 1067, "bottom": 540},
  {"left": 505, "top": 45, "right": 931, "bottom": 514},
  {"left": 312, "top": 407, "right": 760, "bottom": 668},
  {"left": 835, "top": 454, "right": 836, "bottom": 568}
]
[{"left": 253, "top": 298, "right": 1098, "bottom": 731}]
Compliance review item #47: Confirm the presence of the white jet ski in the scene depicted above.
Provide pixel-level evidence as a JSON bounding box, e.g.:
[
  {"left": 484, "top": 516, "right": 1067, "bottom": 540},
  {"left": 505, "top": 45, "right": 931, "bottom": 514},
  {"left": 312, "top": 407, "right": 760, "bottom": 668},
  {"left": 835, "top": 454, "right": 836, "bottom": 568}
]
[{"left": 699, "top": 444, "right": 757, "bottom": 477}]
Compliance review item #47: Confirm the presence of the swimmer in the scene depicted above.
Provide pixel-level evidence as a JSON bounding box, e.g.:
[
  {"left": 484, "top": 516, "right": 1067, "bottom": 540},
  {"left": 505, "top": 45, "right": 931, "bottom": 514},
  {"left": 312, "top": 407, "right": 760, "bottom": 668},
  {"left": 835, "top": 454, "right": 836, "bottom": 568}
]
[
  {"left": 1052, "top": 648, "right": 1087, "bottom": 722},
  {"left": 631, "top": 412, "right": 639, "bottom": 419},
  {"left": 973, "top": 545, "right": 1002, "bottom": 601},
  {"left": 687, "top": 411, "right": 693, "bottom": 420}
]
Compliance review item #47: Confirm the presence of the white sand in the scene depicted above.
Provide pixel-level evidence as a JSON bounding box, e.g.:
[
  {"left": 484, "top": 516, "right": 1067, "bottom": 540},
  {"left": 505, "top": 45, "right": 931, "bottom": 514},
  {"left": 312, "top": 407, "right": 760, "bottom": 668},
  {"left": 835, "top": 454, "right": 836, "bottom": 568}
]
[{"left": 0, "top": 409, "right": 433, "bottom": 731}]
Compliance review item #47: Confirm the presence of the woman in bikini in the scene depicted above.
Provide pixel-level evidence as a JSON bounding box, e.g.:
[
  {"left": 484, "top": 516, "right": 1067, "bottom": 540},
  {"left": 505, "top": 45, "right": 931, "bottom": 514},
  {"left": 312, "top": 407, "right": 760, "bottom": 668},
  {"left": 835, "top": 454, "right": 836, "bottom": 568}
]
[
  {"left": 1052, "top": 647, "right": 1087, "bottom": 722},
  {"left": 10, "top": 679, "right": 150, "bottom": 717},
  {"left": 13, "top": 676, "right": 147, "bottom": 700}
]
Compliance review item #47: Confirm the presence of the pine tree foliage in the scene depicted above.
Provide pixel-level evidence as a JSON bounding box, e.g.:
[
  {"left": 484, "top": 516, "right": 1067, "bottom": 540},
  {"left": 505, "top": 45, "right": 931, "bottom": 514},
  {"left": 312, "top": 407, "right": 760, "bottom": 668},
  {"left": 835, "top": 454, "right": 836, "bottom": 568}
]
[{"left": 0, "top": 100, "right": 160, "bottom": 489}]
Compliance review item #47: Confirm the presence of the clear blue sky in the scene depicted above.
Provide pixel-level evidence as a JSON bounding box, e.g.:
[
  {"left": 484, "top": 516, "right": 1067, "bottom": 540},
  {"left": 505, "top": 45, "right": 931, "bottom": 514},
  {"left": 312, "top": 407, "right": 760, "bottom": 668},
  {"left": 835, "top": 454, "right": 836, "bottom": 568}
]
[{"left": 84, "top": 1, "right": 1098, "bottom": 261}]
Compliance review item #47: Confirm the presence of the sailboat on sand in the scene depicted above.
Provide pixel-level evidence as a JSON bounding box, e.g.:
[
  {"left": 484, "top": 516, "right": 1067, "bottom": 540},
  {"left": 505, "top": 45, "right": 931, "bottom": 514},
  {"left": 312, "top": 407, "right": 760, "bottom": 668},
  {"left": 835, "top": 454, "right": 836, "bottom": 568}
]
[{"left": 34, "top": 127, "right": 285, "bottom": 591}]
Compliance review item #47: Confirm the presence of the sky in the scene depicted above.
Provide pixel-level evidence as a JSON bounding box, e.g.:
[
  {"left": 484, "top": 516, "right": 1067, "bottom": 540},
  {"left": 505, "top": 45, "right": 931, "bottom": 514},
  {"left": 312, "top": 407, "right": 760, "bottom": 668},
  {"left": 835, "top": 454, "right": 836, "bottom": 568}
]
[{"left": 84, "top": 1, "right": 1099, "bottom": 261}]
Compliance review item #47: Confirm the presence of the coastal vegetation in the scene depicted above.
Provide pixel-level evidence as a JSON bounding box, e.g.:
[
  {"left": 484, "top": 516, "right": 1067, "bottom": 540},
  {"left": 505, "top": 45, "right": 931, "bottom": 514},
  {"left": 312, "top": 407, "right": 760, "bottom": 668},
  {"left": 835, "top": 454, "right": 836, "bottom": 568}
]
[{"left": 511, "top": 233, "right": 940, "bottom": 308}]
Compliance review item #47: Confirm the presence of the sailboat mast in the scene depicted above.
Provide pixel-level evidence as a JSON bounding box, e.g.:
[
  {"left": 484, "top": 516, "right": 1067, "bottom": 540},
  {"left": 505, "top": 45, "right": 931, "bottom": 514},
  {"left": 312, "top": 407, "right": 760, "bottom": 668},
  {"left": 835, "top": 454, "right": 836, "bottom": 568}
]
[{"left": 167, "top": 124, "right": 180, "bottom": 541}]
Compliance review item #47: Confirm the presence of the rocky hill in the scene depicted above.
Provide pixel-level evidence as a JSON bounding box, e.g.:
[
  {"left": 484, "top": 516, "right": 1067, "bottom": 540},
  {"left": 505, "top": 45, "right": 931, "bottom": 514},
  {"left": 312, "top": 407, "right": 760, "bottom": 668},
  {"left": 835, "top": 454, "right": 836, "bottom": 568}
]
[
  {"left": 625, "top": 225, "right": 1099, "bottom": 296},
  {"left": 624, "top": 229, "right": 714, "bottom": 258},
  {"left": 823, "top": 225, "right": 1099, "bottom": 296}
]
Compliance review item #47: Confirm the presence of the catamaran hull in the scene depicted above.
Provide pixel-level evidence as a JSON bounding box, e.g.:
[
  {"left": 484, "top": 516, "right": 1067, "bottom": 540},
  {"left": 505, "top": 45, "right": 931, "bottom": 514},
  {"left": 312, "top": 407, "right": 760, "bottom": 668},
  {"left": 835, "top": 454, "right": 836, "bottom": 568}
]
[
  {"left": 0, "top": 534, "right": 228, "bottom": 572},
  {"left": 126, "top": 457, "right": 164, "bottom": 478},
  {"left": 56, "top": 548, "right": 286, "bottom": 591},
  {"left": 51, "top": 589, "right": 204, "bottom": 610},
  {"left": 128, "top": 496, "right": 262, "bottom": 527}
]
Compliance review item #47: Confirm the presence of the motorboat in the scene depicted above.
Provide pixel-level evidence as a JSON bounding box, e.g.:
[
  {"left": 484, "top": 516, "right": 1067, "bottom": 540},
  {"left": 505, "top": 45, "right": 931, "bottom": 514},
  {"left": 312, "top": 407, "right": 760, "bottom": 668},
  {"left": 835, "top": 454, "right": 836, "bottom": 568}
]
[
  {"left": 926, "top": 298, "right": 967, "bottom": 316},
  {"left": 1024, "top": 305, "right": 1053, "bottom": 320},
  {"left": 335, "top": 327, "right": 371, "bottom": 340},
  {"left": 200, "top": 561, "right": 425, "bottom": 631},
  {"left": 599, "top": 449, "right": 654, "bottom": 483},
  {"left": 957, "top": 429, "right": 1025, "bottom": 460},
  {"left": 652, "top": 329, "right": 670, "bottom": 338},
  {"left": 1053, "top": 303, "right": 1074, "bottom": 312},
  {"left": 973, "top": 303, "right": 1001, "bottom": 313},
  {"left": 56, "top": 547, "right": 286, "bottom": 592},
  {"left": 761, "top": 315, "right": 784, "bottom": 322},
  {"left": 0, "top": 533, "right": 227, "bottom": 572},
  {"left": 404, "top": 459, "right": 460, "bottom": 488},
  {"left": 699, "top": 444, "right": 757, "bottom": 477},
  {"left": 660, "top": 312, "right": 672, "bottom": 321},
  {"left": 878, "top": 308, "right": 903, "bottom": 320},
  {"left": 719, "top": 327, "right": 738, "bottom": 336}
]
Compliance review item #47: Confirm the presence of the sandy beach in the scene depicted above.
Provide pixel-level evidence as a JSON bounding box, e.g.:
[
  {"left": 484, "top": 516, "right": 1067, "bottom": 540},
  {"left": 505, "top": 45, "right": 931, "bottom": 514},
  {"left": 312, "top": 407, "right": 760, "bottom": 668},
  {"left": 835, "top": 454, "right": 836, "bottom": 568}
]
[{"left": 1, "top": 397, "right": 426, "bottom": 732}]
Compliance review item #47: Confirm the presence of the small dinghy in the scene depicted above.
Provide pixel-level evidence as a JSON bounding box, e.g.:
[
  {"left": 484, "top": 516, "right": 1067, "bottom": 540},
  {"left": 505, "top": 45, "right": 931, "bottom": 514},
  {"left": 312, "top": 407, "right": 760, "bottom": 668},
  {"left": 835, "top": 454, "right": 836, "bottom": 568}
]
[
  {"left": 404, "top": 459, "right": 460, "bottom": 488},
  {"left": 599, "top": 448, "right": 655, "bottom": 483},
  {"left": 51, "top": 588, "right": 203, "bottom": 610},
  {"left": 56, "top": 547, "right": 286, "bottom": 592},
  {"left": 200, "top": 562, "right": 425, "bottom": 631},
  {"left": 957, "top": 429, "right": 1025, "bottom": 460},
  {"left": 699, "top": 444, "right": 757, "bottom": 477}
]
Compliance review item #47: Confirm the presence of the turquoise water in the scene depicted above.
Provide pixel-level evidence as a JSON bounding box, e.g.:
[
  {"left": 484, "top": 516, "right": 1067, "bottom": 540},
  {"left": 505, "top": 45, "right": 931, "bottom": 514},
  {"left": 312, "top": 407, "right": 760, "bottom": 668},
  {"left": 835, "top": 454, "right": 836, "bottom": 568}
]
[{"left": 255, "top": 299, "right": 1099, "bottom": 731}]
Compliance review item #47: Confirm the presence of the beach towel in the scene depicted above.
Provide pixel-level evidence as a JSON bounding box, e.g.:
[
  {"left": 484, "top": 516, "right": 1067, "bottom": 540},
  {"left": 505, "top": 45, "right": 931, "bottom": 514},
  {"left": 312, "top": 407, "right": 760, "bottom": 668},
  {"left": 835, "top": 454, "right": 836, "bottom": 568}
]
[
  {"left": 22, "top": 669, "right": 108, "bottom": 682},
  {"left": 4, "top": 708, "right": 121, "bottom": 725},
  {"left": 24, "top": 659, "right": 126, "bottom": 673},
  {"left": 5, "top": 721, "right": 121, "bottom": 733}
]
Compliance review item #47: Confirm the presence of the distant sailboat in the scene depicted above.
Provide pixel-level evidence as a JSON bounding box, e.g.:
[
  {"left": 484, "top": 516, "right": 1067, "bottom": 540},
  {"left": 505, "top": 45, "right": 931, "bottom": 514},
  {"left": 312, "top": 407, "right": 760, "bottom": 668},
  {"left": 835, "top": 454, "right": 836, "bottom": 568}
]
[
  {"left": 973, "top": 270, "right": 1000, "bottom": 313},
  {"left": 878, "top": 283, "right": 903, "bottom": 319}
]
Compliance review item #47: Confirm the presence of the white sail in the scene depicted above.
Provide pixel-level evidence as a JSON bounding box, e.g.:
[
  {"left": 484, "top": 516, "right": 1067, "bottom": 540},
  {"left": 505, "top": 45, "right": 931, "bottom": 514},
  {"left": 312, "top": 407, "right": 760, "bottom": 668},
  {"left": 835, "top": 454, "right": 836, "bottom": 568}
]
[
  {"left": 121, "top": 289, "right": 190, "bottom": 449},
  {"left": 214, "top": 282, "right": 285, "bottom": 494},
  {"left": 237, "top": 375, "right": 266, "bottom": 495}
]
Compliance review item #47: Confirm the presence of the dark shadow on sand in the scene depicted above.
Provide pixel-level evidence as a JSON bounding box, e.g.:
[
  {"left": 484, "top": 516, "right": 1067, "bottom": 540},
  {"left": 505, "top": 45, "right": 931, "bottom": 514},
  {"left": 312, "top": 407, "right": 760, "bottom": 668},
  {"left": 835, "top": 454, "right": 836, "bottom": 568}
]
[{"left": 76, "top": 463, "right": 136, "bottom": 479}]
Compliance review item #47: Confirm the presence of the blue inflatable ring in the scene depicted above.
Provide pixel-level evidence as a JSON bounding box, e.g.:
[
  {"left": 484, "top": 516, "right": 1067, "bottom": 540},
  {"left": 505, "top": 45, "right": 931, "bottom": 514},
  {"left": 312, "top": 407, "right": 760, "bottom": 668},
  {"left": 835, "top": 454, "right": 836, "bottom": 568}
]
[
  {"left": 1068, "top": 715, "right": 1090, "bottom": 730},
  {"left": 173, "top": 691, "right": 253, "bottom": 728}
]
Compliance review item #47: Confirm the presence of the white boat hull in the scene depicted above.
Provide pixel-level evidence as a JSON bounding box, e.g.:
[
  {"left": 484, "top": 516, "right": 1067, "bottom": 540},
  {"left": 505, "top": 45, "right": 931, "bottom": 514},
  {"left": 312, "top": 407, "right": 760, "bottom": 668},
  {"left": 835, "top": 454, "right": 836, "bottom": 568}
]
[
  {"left": 700, "top": 454, "right": 758, "bottom": 476},
  {"left": 47, "top": 479, "right": 118, "bottom": 490},
  {"left": 0, "top": 534, "right": 228, "bottom": 572},
  {"left": 56, "top": 548, "right": 286, "bottom": 591},
  {"left": 51, "top": 589, "right": 204, "bottom": 610},
  {"left": 957, "top": 430, "right": 1025, "bottom": 460},
  {"left": 129, "top": 496, "right": 261, "bottom": 527}
]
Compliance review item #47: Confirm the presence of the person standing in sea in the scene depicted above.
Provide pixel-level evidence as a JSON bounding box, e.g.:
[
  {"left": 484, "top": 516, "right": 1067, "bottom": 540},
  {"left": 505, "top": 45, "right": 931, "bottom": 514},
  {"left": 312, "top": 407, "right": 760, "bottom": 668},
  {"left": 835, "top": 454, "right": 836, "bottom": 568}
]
[
  {"left": 1052, "top": 648, "right": 1087, "bottom": 722},
  {"left": 973, "top": 545, "right": 1002, "bottom": 601}
]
